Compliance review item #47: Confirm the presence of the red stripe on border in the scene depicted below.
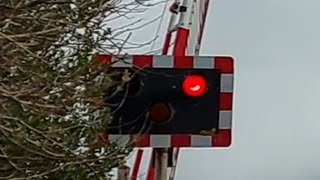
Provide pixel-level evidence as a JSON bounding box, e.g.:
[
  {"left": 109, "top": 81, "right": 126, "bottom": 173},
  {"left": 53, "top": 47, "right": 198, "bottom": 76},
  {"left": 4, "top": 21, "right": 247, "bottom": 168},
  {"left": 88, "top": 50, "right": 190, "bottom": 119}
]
[
  {"left": 173, "top": 27, "right": 189, "bottom": 56},
  {"left": 96, "top": 54, "right": 112, "bottom": 64},
  {"left": 132, "top": 55, "right": 153, "bottom": 68},
  {"left": 220, "top": 93, "right": 233, "bottom": 110},
  {"left": 214, "top": 56, "right": 234, "bottom": 73},
  {"left": 212, "top": 129, "right": 232, "bottom": 147},
  {"left": 137, "top": 134, "right": 150, "bottom": 147},
  {"left": 171, "top": 135, "right": 191, "bottom": 147},
  {"left": 173, "top": 56, "right": 194, "bottom": 68}
]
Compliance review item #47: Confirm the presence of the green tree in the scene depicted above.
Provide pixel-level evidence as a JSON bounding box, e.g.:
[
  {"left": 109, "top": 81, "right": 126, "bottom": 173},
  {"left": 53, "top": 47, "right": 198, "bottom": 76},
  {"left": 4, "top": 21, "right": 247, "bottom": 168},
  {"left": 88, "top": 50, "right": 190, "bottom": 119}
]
[{"left": 0, "top": 0, "right": 160, "bottom": 179}]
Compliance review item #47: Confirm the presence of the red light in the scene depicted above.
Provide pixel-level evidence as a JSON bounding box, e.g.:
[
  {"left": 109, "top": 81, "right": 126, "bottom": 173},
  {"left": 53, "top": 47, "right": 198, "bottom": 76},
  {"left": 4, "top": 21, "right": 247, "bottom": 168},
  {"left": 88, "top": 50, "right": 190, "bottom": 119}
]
[{"left": 182, "top": 74, "right": 207, "bottom": 97}]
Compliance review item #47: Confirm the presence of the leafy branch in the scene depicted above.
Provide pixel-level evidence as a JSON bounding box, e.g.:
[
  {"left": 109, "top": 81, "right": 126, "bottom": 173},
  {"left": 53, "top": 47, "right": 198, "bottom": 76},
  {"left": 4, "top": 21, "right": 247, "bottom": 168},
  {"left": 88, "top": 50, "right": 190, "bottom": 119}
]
[{"left": 0, "top": 0, "right": 164, "bottom": 179}]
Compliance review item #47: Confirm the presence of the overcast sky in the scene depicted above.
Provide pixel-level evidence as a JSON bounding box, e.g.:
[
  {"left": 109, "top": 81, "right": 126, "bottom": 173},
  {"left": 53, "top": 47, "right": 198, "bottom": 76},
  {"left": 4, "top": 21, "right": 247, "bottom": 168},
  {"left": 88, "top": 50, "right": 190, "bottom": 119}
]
[{"left": 117, "top": 0, "right": 320, "bottom": 179}]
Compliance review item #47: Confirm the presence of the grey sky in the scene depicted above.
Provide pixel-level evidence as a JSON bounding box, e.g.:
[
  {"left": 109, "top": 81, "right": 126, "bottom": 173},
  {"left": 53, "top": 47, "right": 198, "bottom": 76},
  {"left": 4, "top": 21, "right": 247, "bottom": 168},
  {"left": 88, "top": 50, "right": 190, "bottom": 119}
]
[
  {"left": 176, "top": 0, "right": 320, "bottom": 179},
  {"left": 116, "top": 0, "right": 320, "bottom": 179}
]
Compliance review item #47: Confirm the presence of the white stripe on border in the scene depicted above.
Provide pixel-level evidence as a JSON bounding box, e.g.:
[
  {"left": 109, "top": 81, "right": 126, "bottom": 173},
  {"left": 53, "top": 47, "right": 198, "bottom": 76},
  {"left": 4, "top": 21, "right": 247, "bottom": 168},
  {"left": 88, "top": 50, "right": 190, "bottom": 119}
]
[
  {"left": 191, "top": 135, "right": 212, "bottom": 147},
  {"left": 219, "top": 110, "right": 232, "bottom": 129},
  {"left": 150, "top": 135, "right": 171, "bottom": 147},
  {"left": 221, "top": 74, "right": 234, "bottom": 92},
  {"left": 108, "top": 135, "right": 130, "bottom": 147},
  {"left": 193, "top": 56, "right": 214, "bottom": 69},
  {"left": 111, "top": 56, "right": 133, "bottom": 67},
  {"left": 153, "top": 55, "right": 174, "bottom": 68}
]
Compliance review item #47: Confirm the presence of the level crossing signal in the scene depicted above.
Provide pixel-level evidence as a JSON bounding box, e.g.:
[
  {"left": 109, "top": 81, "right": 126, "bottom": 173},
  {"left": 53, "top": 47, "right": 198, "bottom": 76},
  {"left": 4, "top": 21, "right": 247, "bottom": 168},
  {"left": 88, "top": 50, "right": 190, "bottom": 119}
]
[{"left": 97, "top": 54, "right": 234, "bottom": 148}]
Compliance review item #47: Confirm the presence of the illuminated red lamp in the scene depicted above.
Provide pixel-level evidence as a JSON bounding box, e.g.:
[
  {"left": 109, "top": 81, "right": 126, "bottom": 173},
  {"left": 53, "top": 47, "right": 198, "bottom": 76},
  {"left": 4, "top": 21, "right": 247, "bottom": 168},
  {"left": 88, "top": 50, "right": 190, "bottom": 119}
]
[{"left": 182, "top": 74, "right": 207, "bottom": 97}]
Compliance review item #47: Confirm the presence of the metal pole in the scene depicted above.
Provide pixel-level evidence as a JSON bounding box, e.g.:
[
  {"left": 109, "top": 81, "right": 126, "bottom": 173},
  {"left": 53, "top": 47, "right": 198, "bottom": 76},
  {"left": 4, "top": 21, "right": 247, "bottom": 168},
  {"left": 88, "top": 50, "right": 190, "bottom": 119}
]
[
  {"left": 155, "top": 148, "right": 168, "bottom": 180},
  {"left": 118, "top": 162, "right": 130, "bottom": 180},
  {"left": 169, "top": 148, "right": 180, "bottom": 180}
]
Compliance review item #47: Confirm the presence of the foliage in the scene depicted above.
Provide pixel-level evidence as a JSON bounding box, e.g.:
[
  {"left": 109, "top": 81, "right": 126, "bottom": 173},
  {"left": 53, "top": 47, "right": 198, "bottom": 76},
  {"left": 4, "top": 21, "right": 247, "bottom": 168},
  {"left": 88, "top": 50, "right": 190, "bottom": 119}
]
[{"left": 0, "top": 0, "right": 161, "bottom": 179}]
